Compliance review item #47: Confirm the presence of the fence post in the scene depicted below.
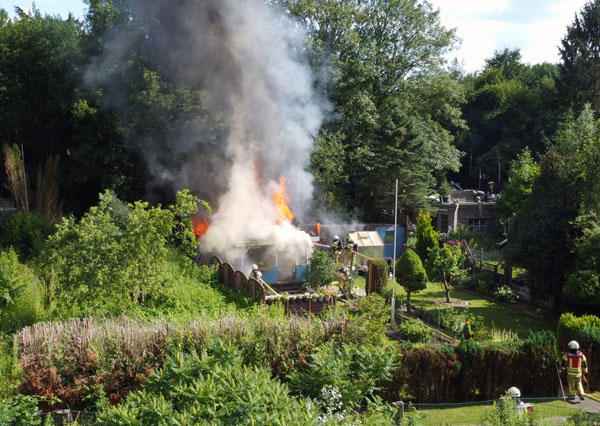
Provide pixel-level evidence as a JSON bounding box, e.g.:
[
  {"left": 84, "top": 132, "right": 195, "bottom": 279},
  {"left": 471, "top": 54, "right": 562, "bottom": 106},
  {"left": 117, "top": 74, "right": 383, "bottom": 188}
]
[{"left": 393, "top": 401, "right": 404, "bottom": 425}]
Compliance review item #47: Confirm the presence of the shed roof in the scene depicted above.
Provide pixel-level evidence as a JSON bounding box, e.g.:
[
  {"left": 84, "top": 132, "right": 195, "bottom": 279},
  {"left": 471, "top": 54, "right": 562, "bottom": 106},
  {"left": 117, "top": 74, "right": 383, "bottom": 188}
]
[{"left": 348, "top": 231, "right": 384, "bottom": 248}]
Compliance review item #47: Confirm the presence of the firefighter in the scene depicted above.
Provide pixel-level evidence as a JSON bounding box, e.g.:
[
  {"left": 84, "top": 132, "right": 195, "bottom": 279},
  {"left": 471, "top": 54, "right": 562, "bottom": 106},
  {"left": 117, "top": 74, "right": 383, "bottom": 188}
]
[
  {"left": 562, "top": 340, "right": 588, "bottom": 401},
  {"left": 249, "top": 264, "right": 264, "bottom": 283},
  {"left": 460, "top": 319, "right": 472, "bottom": 340},
  {"left": 507, "top": 387, "right": 530, "bottom": 418},
  {"left": 331, "top": 235, "right": 342, "bottom": 263}
]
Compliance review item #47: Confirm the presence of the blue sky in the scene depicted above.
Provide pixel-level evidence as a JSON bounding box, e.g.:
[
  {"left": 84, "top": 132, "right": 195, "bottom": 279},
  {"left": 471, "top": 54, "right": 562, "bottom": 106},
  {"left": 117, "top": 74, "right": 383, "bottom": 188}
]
[{"left": 1, "top": 0, "right": 589, "bottom": 73}]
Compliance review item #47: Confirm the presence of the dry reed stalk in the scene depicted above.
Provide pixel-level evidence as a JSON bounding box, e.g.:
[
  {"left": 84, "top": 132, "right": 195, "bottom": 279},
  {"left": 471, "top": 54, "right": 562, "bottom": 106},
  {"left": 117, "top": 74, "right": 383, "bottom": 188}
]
[{"left": 3, "top": 144, "right": 28, "bottom": 211}]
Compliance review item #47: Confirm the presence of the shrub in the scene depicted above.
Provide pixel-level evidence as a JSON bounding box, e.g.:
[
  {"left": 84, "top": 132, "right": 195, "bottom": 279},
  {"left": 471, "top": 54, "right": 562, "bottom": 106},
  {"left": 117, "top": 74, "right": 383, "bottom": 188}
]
[
  {"left": 96, "top": 339, "right": 319, "bottom": 425},
  {"left": 367, "top": 258, "right": 388, "bottom": 294},
  {"left": 397, "top": 318, "right": 430, "bottom": 343},
  {"left": 557, "top": 313, "right": 600, "bottom": 390},
  {"left": 308, "top": 249, "right": 336, "bottom": 292},
  {"left": 0, "top": 211, "right": 55, "bottom": 261},
  {"left": 288, "top": 341, "right": 397, "bottom": 410},
  {"left": 494, "top": 285, "right": 518, "bottom": 303},
  {"left": 345, "top": 294, "right": 388, "bottom": 345},
  {"left": 41, "top": 190, "right": 206, "bottom": 316}
]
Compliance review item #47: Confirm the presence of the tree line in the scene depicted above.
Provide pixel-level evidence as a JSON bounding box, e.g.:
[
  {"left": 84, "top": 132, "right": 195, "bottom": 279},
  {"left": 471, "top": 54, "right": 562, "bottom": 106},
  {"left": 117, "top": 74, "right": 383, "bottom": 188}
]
[{"left": 3, "top": 0, "right": 600, "bottom": 312}]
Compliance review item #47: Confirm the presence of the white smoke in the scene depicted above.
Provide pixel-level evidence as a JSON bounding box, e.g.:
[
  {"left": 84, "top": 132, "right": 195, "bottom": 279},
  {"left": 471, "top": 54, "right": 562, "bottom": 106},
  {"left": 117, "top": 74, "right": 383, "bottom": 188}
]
[
  {"left": 84, "top": 0, "right": 324, "bottom": 268},
  {"left": 200, "top": 0, "right": 319, "bottom": 266}
]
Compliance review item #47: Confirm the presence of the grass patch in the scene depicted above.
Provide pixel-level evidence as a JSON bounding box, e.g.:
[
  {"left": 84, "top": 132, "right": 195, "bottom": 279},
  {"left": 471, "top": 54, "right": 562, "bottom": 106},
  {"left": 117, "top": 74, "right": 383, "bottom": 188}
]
[
  {"left": 410, "top": 399, "right": 579, "bottom": 426},
  {"left": 355, "top": 277, "right": 556, "bottom": 338}
]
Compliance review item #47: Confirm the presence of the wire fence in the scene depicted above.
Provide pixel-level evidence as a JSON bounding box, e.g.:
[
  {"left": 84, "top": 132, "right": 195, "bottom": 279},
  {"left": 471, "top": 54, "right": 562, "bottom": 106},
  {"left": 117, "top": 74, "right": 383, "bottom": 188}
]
[{"left": 402, "top": 397, "right": 588, "bottom": 426}]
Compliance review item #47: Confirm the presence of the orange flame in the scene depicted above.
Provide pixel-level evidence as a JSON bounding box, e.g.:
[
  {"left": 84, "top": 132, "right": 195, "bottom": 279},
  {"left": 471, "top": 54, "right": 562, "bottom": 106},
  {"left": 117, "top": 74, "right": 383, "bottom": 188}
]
[
  {"left": 274, "top": 176, "right": 294, "bottom": 224},
  {"left": 191, "top": 215, "right": 210, "bottom": 239},
  {"left": 316, "top": 222, "right": 321, "bottom": 236}
]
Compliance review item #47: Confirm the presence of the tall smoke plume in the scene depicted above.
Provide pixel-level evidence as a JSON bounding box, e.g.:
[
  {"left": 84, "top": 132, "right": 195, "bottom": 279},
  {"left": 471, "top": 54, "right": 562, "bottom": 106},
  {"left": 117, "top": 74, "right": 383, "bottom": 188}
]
[{"left": 85, "top": 0, "right": 325, "bottom": 267}]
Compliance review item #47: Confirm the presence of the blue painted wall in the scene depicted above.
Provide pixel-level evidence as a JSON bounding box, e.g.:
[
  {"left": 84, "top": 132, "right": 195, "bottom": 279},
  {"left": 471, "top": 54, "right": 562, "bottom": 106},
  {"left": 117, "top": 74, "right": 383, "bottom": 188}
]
[
  {"left": 375, "top": 226, "right": 405, "bottom": 260},
  {"left": 261, "top": 266, "right": 278, "bottom": 284},
  {"left": 295, "top": 264, "right": 309, "bottom": 282}
]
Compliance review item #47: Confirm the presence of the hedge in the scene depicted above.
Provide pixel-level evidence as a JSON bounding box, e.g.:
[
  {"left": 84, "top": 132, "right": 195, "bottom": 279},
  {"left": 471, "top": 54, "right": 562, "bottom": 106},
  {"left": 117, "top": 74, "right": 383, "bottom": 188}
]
[
  {"left": 367, "top": 258, "right": 388, "bottom": 294},
  {"left": 384, "top": 330, "right": 558, "bottom": 403}
]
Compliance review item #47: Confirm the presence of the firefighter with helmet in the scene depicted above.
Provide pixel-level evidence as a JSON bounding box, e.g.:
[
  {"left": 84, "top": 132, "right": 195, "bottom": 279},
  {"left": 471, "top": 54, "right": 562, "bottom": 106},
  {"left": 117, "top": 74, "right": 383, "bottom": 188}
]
[
  {"left": 507, "top": 387, "right": 531, "bottom": 418},
  {"left": 331, "top": 235, "right": 342, "bottom": 263},
  {"left": 250, "top": 264, "right": 263, "bottom": 283},
  {"left": 562, "top": 340, "right": 588, "bottom": 401}
]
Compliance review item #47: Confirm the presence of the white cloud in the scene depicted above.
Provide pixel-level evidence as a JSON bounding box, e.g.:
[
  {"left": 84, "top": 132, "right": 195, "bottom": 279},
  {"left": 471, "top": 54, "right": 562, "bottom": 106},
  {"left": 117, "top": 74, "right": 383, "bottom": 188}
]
[{"left": 430, "top": 0, "right": 588, "bottom": 73}]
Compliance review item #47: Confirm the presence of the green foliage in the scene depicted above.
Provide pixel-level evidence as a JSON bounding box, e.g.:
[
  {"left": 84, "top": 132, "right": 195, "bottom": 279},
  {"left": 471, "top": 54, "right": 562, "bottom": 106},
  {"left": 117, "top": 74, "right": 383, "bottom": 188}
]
[
  {"left": 415, "top": 211, "right": 439, "bottom": 261},
  {"left": 284, "top": 0, "right": 463, "bottom": 220},
  {"left": 397, "top": 318, "right": 430, "bottom": 343},
  {"left": 426, "top": 244, "right": 466, "bottom": 303},
  {"left": 496, "top": 148, "right": 540, "bottom": 223},
  {"left": 0, "top": 249, "right": 27, "bottom": 312},
  {"left": 367, "top": 258, "right": 389, "bottom": 294},
  {"left": 0, "top": 211, "right": 56, "bottom": 261},
  {"left": 0, "top": 335, "right": 20, "bottom": 399},
  {"left": 0, "top": 394, "right": 53, "bottom": 426},
  {"left": 97, "top": 338, "right": 319, "bottom": 425},
  {"left": 395, "top": 248, "right": 427, "bottom": 310},
  {"left": 345, "top": 294, "right": 389, "bottom": 345},
  {"left": 42, "top": 190, "right": 205, "bottom": 316},
  {"left": 494, "top": 285, "right": 518, "bottom": 303},
  {"left": 563, "top": 412, "right": 600, "bottom": 426},
  {"left": 507, "top": 150, "right": 579, "bottom": 313},
  {"left": 308, "top": 249, "right": 336, "bottom": 292},
  {"left": 482, "top": 395, "right": 543, "bottom": 426},
  {"left": 288, "top": 341, "right": 397, "bottom": 410}
]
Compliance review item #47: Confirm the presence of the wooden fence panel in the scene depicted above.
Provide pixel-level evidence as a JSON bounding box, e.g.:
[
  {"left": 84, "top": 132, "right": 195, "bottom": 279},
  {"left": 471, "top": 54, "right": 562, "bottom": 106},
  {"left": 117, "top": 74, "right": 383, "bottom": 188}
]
[{"left": 234, "top": 271, "right": 246, "bottom": 292}]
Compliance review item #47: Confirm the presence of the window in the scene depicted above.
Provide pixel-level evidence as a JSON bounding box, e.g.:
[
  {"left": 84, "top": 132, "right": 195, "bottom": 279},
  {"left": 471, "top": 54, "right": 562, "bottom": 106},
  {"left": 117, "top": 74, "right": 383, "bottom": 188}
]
[
  {"left": 440, "top": 215, "right": 449, "bottom": 232},
  {"left": 384, "top": 231, "right": 395, "bottom": 244},
  {"left": 468, "top": 219, "right": 487, "bottom": 233}
]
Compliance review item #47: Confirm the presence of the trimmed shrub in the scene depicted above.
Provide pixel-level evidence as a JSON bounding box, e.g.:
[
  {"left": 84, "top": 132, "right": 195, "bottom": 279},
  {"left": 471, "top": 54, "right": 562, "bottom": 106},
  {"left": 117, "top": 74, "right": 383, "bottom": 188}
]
[
  {"left": 367, "top": 258, "right": 388, "bottom": 294},
  {"left": 395, "top": 249, "right": 427, "bottom": 311}
]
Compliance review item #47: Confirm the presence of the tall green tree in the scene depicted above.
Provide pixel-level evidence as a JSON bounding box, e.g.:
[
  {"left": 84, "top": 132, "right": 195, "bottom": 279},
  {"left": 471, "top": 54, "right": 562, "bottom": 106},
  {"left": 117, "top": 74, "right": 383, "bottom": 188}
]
[
  {"left": 558, "top": 0, "right": 600, "bottom": 113},
  {"left": 395, "top": 248, "right": 427, "bottom": 312},
  {"left": 282, "top": 0, "right": 464, "bottom": 220},
  {"left": 506, "top": 151, "right": 579, "bottom": 313}
]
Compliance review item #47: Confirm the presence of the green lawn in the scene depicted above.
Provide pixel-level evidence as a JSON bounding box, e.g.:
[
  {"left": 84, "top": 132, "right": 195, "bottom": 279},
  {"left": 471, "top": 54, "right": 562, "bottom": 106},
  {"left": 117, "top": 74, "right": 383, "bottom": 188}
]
[
  {"left": 408, "top": 399, "right": 580, "bottom": 426},
  {"left": 355, "top": 277, "right": 556, "bottom": 338}
]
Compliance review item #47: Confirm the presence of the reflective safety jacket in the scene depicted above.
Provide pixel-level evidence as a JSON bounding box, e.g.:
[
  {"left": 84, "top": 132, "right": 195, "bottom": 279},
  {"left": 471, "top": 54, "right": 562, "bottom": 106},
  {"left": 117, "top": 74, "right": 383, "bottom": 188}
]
[
  {"left": 250, "top": 270, "right": 263, "bottom": 281},
  {"left": 331, "top": 240, "right": 342, "bottom": 253},
  {"left": 562, "top": 350, "right": 588, "bottom": 377}
]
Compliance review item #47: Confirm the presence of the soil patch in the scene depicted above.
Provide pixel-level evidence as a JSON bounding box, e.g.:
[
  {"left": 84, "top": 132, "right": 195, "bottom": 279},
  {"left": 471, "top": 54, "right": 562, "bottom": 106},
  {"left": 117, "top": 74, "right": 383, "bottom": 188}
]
[{"left": 430, "top": 298, "right": 470, "bottom": 307}]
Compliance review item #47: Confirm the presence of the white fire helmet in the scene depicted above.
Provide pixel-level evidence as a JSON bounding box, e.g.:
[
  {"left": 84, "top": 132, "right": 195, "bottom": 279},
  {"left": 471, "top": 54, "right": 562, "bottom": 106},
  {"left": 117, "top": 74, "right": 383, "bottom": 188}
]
[
  {"left": 507, "top": 387, "right": 521, "bottom": 398},
  {"left": 251, "top": 264, "right": 258, "bottom": 271},
  {"left": 333, "top": 235, "right": 340, "bottom": 241},
  {"left": 569, "top": 340, "right": 580, "bottom": 350}
]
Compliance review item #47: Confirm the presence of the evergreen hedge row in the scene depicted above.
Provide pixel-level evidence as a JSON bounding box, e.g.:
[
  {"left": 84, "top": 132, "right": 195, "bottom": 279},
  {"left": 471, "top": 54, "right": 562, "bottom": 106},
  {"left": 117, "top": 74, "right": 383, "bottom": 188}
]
[{"left": 385, "top": 330, "right": 558, "bottom": 403}]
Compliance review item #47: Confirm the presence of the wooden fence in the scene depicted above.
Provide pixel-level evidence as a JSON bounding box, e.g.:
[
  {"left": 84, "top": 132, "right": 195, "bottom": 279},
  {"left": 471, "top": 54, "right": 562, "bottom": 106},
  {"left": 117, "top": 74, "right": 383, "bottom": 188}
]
[{"left": 210, "top": 256, "right": 336, "bottom": 315}]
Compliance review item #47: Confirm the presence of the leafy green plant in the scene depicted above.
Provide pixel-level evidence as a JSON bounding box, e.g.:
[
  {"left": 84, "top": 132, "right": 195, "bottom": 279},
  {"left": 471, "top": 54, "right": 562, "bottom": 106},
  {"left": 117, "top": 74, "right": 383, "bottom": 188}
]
[
  {"left": 0, "top": 211, "right": 56, "bottom": 261},
  {"left": 288, "top": 341, "right": 397, "bottom": 410},
  {"left": 494, "top": 285, "right": 518, "bottom": 303},
  {"left": 308, "top": 249, "right": 336, "bottom": 292},
  {"left": 0, "top": 395, "right": 56, "bottom": 426},
  {"left": 397, "top": 318, "right": 430, "bottom": 343}
]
